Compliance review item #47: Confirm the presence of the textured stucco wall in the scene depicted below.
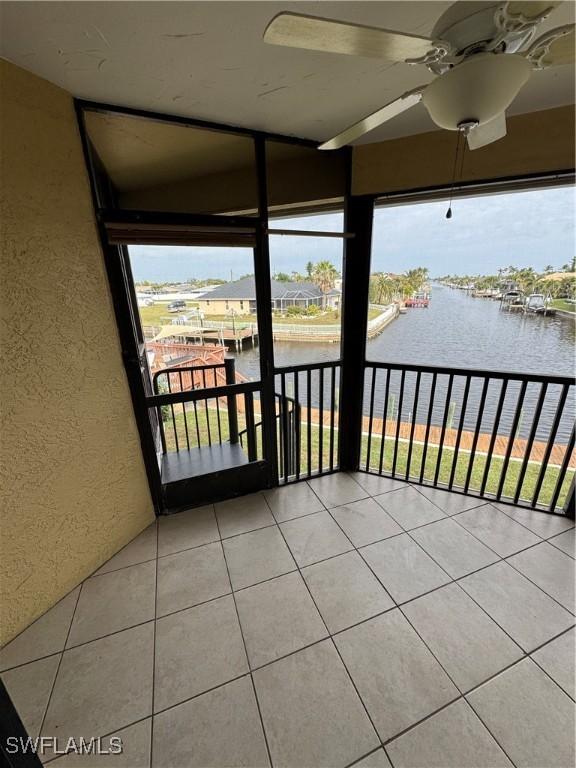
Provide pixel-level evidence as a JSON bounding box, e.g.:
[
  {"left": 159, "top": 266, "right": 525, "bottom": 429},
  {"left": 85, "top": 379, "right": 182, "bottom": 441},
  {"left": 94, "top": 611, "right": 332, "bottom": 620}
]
[{"left": 0, "top": 60, "right": 155, "bottom": 646}]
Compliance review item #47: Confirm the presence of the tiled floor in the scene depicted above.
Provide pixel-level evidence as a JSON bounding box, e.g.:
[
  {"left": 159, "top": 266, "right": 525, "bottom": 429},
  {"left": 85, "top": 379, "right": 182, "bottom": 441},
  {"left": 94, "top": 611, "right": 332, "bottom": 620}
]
[{"left": 2, "top": 472, "right": 575, "bottom": 768}]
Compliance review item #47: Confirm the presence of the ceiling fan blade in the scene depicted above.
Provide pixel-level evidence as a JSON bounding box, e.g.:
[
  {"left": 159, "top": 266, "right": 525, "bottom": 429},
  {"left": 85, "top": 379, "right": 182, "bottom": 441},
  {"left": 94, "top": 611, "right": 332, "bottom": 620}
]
[
  {"left": 527, "top": 24, "right": 575, "bottom": 67},
  {"left": 264, "top": 12, "right": 441, "bottom": 62},
  {"left": 467, "top": 113, "right": 507, "bottom": 150},
  {"left": 318, "top": 88, "right": 425, "bottom": 151},
  {"left": 504, "top": 2, "right": 562, "bottom": 21}
]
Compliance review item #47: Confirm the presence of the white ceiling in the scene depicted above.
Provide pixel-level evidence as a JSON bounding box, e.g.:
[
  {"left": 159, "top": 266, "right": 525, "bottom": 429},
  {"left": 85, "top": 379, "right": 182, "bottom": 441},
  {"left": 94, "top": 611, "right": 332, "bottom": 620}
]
[{"left": 1, "top": 1, "right": 574, "bottom": 144}]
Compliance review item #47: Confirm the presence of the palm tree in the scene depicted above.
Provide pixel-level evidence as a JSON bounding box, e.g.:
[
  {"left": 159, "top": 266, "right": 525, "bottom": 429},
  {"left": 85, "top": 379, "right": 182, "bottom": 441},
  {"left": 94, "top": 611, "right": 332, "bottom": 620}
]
[{"left": 312, "top": 261, "right": 339, "bottom": 294}]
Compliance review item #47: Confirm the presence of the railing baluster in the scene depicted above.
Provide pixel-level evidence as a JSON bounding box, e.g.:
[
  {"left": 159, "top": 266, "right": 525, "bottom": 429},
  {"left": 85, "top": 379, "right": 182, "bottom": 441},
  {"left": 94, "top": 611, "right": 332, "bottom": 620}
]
[
  {"left": 294, "top": 371, "right": 301, "bottom": 480},
  {"left": 378, "top": 367, "right": 391, "bottom": 475},
  {"left": 216, "top": 394, "right": 222, "bottom": 443},
  {"left": 448, "top": 375, "right": 471, "bottom": 490},
  {"left": 192, "top": 400, "right": 201, "bottom": 447},
  {"left": 319, "top": 367, "right": 324, "bottom": 474},
  {"left": 463, "top": 376, "right": 490, "bottom": 494},
  {"left": 156, "top": 405, "right": 167, "bottom": 454},
  {"left": 392, "top": 369, "right": 405, "bottom": 478},
  {"left": 307, "top": 369, "right": 312, "bottom": 478},
  {"left": 365, "top": 367, "right": 377, "bottom": 472},
  {"left": 513, "top": 382, "right": 548, "bottom": 504},
  {"left": 244, "top": 392, "right": 257, "bottom": 461},
  {"left": 531, "top": 384, "right": 570, "bottom": 508},
  {"left": 433, "top": 374, "right": 454, "bottom": 487},
  {"left": 549, "top": 425, "right": 575, "bottom": 513},
  {"left": 167, "top": 373, "right": 179, "bottom": 452},
  {"left": 281, "top": 372, "right": 289, "bottom": 482},
  {"left": 420, "top": 373, "right": 437, "bottom": 484},
  {"left": 329, "top": 365, "right": 336, "bottom": 472},
  {"left": 202, "top": 370, "right": 212, "bottom": 446},
  {"left": 480, "top": 379, "right": 508, "bottom": 497},
  {"left": 405, "top": 371, "right": 421, "bottom": 481},
  {"left": 496, "top": 380, "right": 528, "bottom": 501},
  {"left": 179, "top": 371, "right": 190, "bottom": 451}
]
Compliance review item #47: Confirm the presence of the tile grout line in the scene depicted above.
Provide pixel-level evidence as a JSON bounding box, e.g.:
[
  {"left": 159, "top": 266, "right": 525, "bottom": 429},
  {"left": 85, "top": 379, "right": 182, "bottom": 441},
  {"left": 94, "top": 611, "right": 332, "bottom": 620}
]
[
  {"left": 36, "top": 580, "right": 83, "bottom": 747},
  {"left": 269, "top": 483, "right": 553, "bottom": 765},
  {"left": 262, "top": 493, "right": 385, "bottom": 760},
  {"left": 31, "top": 480, "right": 574, "bottom": 766},
  {"left": 4, "top": 489, "right": 573, "bottom": 674},
  {"left": 213, "top": 505, "right": 274, "bottom": 768},
  {"left": 459, "top": 698, "right": 520, "bottom": 768},
  {"left": 149, "top": 520, "right": 160, "bottom": 768},
  {"left": 4, "top": 477, "right": 573, "bottom": 767}
]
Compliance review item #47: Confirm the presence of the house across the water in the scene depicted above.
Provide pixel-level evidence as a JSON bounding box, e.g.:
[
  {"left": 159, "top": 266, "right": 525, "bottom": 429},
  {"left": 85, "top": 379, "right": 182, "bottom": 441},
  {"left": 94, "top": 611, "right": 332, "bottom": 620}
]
[{"left": 196, "top": 276, "right": 340, "bottom": 316}]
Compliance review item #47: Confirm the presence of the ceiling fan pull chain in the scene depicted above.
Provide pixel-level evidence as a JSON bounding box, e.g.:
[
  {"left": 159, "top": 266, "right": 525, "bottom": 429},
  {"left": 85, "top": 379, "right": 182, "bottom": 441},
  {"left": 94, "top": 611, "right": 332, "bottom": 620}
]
[{"left": 446, "top": 130, "right": 462, "bottom": 219}]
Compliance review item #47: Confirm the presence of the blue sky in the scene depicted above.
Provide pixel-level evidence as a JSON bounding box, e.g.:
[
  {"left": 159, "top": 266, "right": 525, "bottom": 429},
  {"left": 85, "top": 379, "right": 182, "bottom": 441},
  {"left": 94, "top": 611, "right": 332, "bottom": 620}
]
[{"left": 129, "top": 186, "right": 575, "bottom": 282}]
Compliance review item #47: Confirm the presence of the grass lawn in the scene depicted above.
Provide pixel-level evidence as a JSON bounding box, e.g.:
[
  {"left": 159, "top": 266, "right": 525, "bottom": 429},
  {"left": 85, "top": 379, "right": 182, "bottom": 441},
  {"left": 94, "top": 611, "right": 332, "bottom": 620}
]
[
  {"left": 139, "top": 302, "right": 199, "bottom": 326},
  {"left": 161, "top": 405, "right": 572, "bottom": 510},
  {"left": 551, "top": 299, "right": 576, "bottom": 313},
  {"left": 141, "top": 307, "right": 382, "bottom": 328}
]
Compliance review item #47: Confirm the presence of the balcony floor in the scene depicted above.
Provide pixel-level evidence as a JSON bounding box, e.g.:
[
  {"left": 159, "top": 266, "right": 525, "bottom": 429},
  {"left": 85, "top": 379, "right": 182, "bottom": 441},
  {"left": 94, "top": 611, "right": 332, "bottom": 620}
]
[{"left": 1, "top": 473, "right": 574, "bottom": 767}]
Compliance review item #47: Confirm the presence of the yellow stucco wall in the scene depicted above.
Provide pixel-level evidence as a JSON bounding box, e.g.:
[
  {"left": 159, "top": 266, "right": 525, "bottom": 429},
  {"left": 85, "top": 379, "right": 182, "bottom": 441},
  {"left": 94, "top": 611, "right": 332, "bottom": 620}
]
[
  {"left": 199, "top": 299, "right": 252, "bottom": 316},
  {"left": 0, "top": 61, "right": 155, "bottom": 646}
]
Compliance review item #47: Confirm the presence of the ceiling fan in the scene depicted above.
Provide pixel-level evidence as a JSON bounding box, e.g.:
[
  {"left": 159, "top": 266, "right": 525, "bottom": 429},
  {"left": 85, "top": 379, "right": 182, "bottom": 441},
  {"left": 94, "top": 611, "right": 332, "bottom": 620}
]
[{"left": 263, "top": 1, "right": 575, "bottom": 150}]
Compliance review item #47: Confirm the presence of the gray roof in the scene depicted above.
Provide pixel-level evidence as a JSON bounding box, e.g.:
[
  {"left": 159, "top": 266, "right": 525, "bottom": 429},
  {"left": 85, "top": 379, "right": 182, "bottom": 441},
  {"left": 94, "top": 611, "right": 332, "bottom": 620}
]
[{"left": 197, "top": 276, "right": 325, "bottom": 301}]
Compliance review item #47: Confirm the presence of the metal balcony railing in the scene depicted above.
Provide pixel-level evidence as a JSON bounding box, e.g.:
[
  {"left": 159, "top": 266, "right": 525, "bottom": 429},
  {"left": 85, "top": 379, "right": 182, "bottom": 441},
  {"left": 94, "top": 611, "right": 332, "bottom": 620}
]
[
  {"left": 274, "top": 361, "right": 342, "bottom": 483},
  {"left": 361, "top": 361, "right": 575, "bottom": 515}
]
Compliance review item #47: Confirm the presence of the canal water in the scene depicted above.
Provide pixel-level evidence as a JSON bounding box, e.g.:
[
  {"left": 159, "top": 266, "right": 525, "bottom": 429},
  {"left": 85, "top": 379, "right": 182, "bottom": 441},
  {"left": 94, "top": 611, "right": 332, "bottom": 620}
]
[{"left": 234, "top": 284, "right": 575, "bottom": 442}]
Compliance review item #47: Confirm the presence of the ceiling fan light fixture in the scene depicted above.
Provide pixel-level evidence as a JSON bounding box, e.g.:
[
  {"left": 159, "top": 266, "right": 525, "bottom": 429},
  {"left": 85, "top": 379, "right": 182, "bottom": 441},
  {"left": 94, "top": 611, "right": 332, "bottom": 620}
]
[{"left": 422, "top": 52, "right": 531, "bottom": 130}]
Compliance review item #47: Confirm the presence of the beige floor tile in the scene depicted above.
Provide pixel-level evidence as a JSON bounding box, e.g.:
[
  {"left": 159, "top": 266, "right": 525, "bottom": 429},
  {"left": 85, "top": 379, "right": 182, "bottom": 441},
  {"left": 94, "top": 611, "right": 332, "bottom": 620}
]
[
  {"left": 531, "top": 628, "right": 575, "bottom": 699},
  {"left": 153, "top": 677, "right": 269, "bottom": 768},
  {"left": 302, "top": 551, "right": 394, "bottom": 633},
  {"left": 417, "top": 487, "right": 486, "bottom": 516},
  {"left": 0, "top": 588, "right": 79, "bottom": 671},
  {"left": 93, "top": 524, "right": 157, "bottom": 576},
  {"left": 158, "top": 504, "right": 218, "bottom": 557},
  {"left": 280, "top": 510, "right": 352, "bottom": 567},
  {"left": 235, "top": 571, "right": 327, "bottom": 668},
  {"left": 68, "top": 562, "right": 156, "bottom": 647},
  {"left": 254, "top": 640, "right": 379, "bottom": 768},
  {"left": 460, "top": 561, "right": 574, "bottom": 652},
  {"left": 354, "top": 749, "right": 393, "bottom": 768},
  {"left": 508, "top": 542, "right": 575, "bottom": 612},
  {"left": 403, "top": 584, "right": 522, "bottom": 692},
  {"left": 43, "top": 624, "right": 154, "bottom": 746},
  {"left": 264, "top": 483, "right": 324, "bottom": 523},
  {"left": 374, "top": 487, "right": 446, "bottom": 530},
  {"left": 215, "top": 493, "right": 275, "bottom": 538},
  {"left": 350, "top": 472, "right": 408, "bottom": 496},
  {"left": 387, "top": 699, "right": 513, "bottom": 768},
  {"left": 467, "top": 659, "right": 575, "bottom": 768},
  {"left": 548, "top": 527, "right": 575, "bottom": 559},
  {"left": 156, "top": 541, "right": 230, "bottom": 617},
  {"left": 307, "top": 473, "right": 367, "bottom": 508},
  {"left": 2, "top": 655, "right": 60, "bottom": 738},
  {"left": 360, "top": 534, "right": 451, "bottom": 604},
  {"left": 154, "top": 595, "right": 247, "bottom": 712},
  {"left": 411, "top": 518, "right": 499, "bottom": 579},
  {"left": 330, "top": 497, "right": 402, "bottom": 547},
  {"left": 335, "top": 610, "right": 459, "bottom": 742},
  {"left": 492, "top": 504, "right": 574, "bottom": 538},
  {"left": 54, "top": 719, "right": 151, "bottom": 767},
  {"left": 456, "top": 505, "right": 540, "bottom": 557},
  {"left": 223, "top": 525, "right": 296, "bottom": 590}
]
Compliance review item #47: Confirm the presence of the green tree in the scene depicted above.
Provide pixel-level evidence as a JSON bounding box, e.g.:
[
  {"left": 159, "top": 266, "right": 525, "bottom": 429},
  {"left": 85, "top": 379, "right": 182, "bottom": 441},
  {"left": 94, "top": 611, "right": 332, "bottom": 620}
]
[
  {"left": 275, "top": 272, "right": 291, "bottom": 282},
  {"left": 312, "top": 261, "right": 339, "bottom": 293},
  {"left": 306, "top": 261, "right": 314, "bottom": 279}
]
